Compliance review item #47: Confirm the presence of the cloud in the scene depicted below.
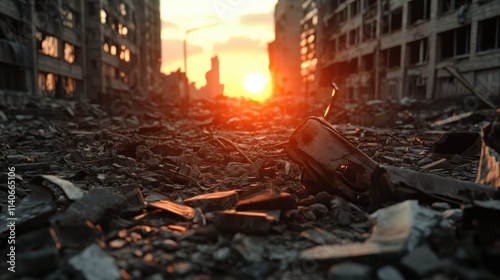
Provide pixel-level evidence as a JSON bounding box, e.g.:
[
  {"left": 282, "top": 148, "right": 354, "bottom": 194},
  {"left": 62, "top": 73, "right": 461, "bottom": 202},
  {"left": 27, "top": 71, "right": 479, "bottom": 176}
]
[
  {"left": 239, "top": 12, "right": 273, "bottom": 27},
  {"left": 162, "top": 20, "right": 181, "bottom": 30},
  {"left": 162, "top": 39, "right": 204, "bottom": 63},
  {"left": 212, "top": 36, "right": 265, "bottom": 53}
]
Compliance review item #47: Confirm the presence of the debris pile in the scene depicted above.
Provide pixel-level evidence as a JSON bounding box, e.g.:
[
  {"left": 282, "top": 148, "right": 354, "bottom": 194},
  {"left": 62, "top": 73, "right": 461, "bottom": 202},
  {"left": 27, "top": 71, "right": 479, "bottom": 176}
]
[{"left": 0, "top": 95, "right": 499, "bottom": 279}]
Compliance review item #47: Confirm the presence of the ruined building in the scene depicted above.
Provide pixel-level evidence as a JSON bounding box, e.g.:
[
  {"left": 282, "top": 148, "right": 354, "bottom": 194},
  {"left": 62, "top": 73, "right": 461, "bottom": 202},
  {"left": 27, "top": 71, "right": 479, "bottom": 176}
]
[
  {"left": 270, "top": 0, "right": 500, "bottom": 104},
  {"left": 0, "top": 0, "right": 161, "bottom": 103},
  {"left": 268, "top": 0, "right": 304, "bottom": 100}
]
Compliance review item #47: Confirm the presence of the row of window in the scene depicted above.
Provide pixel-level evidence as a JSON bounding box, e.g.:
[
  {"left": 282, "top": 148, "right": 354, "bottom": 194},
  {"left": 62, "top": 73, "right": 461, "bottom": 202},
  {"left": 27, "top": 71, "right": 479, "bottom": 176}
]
[
  {"left": 332, "top": 14, "right": 500, "bottom": 65},
  {"left": 102, "top": 37, "right": 131, "bottom": 62},
  {"left": 36, "top": 31, "right": 76, "bottom": 64},
  {"left": 332, "top": 0, "right": 470, "bottom": 28}
]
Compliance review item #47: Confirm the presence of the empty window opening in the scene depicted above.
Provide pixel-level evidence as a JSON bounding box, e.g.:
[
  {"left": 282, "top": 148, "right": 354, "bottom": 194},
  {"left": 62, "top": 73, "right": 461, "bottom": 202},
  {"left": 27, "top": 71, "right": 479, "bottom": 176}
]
[
  {"left": 0, "top": 62, "right": 27, "bottom": 91},
  {"left": 381, "top": 8, "right": 402, "bottom": 34},
  {"left": 408, "top": 38, "right": 428, "bottom": 65},
  {"left": 100, "top": 9, "right": 107, "bottom": 24},
  {"left": 439, "top": 25, "right": 470, "bottom": 60},
  {"left": 362, "top": 21, "right": 377, "bottom": 41},
  {"left": 351, "top": 0, "right": 360, "bottom": 17},
  {"left": 478, "top": 16, "right": 500, "bottom": 52},
  {"left": 409, "top": 0, "right": 431, "bottom": 25},
  {"left": 349, "top": 28, "right": 359, "bottom": 46},
  {"left": 64, "top": 43, "right": 75, "bottom": 63},
  {"left": 438, "top": 0, "right": 471, "bottom": 15},
  {"left": 36, "top": 32, "right": 58, "bottom": 58},
  {"left": 361, "top": 53, "right": 374, "bottom": 71},
  {"left": 339, "top": 33, "right": 347, "bottom": 50},
  {"left": 381, "top": 46, "right": 401, "bottom": 69}
]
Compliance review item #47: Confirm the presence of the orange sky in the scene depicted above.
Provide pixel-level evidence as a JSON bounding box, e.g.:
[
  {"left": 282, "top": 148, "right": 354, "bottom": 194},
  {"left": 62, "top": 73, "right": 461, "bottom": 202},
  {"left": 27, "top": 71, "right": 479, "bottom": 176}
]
[{"left": 160, "top": 0, "right": 277, "bottom": 102}]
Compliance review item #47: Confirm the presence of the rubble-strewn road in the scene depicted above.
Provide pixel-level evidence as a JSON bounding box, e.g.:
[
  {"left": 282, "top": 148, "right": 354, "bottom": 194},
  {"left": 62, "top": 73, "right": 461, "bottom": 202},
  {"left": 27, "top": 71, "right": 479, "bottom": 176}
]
[{"left": 0, "top": 96, "right": 498, "bottom": 280}]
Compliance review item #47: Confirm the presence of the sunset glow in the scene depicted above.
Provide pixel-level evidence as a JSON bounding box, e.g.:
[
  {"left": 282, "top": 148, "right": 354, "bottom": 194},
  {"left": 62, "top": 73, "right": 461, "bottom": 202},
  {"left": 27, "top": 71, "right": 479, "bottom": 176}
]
[
  {"left": 160, "top": 0, "right": 277, "bottom": 102},
  {"left": 244, "top": 73, "right": 267, "bottom": 94}
]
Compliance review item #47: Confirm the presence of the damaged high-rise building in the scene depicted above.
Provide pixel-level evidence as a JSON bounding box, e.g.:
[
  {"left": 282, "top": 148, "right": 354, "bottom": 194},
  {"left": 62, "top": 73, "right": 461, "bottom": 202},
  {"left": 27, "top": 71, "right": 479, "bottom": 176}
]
[
  {"left": 0, "top": 0, "right": 161, "bottom": 103},
  {"left": 270, "top": 0, "right": 500, "bottom": 104}
]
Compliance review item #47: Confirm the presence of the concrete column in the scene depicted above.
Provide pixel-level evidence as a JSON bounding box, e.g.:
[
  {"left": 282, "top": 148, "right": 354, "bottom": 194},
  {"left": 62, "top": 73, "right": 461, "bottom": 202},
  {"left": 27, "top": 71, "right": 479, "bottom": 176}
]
[
  {"left": 426, "top": 0, "right": 439, "bottom": 99},
  {"left": 399, "top": 0, "right": 409, "bottom": 99}
]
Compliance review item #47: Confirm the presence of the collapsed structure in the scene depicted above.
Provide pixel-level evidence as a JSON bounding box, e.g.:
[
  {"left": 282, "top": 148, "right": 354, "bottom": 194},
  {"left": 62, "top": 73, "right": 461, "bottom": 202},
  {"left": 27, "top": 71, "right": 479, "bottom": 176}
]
[
  {"left": 0, "top": 0, "right": 161, "bottom": 103},
  {"left": 269, "top": 0, "right": 500, "bottom": 104}
]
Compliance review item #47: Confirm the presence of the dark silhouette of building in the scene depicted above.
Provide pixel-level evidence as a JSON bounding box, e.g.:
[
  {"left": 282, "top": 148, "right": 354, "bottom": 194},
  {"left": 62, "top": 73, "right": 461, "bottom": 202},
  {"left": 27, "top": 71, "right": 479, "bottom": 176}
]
[{"left": 0, "top": 0, "right": 162, "bottom": 104}]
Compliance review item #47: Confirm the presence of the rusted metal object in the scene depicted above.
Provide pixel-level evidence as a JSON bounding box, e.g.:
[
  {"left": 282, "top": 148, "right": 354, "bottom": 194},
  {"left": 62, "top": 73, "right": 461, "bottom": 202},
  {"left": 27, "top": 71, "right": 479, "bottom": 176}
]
[{"left": 285, "top": 117, "right": 498, "bottom": 208}]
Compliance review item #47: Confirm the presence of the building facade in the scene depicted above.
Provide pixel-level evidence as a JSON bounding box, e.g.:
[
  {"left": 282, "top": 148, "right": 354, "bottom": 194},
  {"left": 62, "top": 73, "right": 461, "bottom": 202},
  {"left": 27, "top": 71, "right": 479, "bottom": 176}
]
[
  {"left": 268, "top": 0, "right": 304, "bottom": 100},
  {"left": 295, "top": 0, "right": 500, "bottom": 104},
  {"left": 0, "top": 0, "right": 161, "bottom": 104}
]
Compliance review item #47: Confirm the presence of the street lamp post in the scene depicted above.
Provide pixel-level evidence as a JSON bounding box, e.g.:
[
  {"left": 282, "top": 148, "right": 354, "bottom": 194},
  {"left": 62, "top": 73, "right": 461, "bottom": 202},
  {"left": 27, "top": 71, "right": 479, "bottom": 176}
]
[{"left": 182, "top": 22, "right": 219, "bottom": 115}]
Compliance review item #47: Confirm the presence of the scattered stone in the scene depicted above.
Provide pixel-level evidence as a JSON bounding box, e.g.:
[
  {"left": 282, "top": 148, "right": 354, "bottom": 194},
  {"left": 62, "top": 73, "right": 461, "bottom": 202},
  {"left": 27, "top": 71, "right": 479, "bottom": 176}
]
[
  {"left": 330, "top": 197, "right": 351, "bottom": 226},
  {"left": 183, "top": 190, "right": 239, "bottom": 211},
  {"left": 400, "top": 244, "right": 440, "bottom": 277},
  {"left": 235, "top": 192, "right": 297, "bottom": 211},
  {"left": 232, "top": 233, "right": 267, "bottom": 262},
  {"left": 377, "top": 266, "right": 405, "bottom": 280},
  {"left": 441, "top": 209, "right": 463, "bottom": 222},
  {"left": 421, "top": 158, "right": 451, "bottom": 170},
  {"left": 300, "top": 227, "right": 339, "bottom": 245},
  {"left": 69, "top": 244, "right": 121, "bottom": 280},
  {"left": 148, "top": 200, "right": 195, "bottom": 220},
  {"left": 431, "top": 202, "right": 451, "bottom": 211},
  {"left": 327, "top": 261, "right": 371, "bottom": 280},
  {"left": 214, "top": 210, "right": 274, "bottom": 234}
]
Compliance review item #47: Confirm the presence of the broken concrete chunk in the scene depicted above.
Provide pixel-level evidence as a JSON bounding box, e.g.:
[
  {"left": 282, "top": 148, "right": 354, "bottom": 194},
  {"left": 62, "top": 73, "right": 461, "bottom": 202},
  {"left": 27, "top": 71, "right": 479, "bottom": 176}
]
[
  {"left": 236, "top": 183, "right": 280, "bottom": 200},
  {"left": 300, "top": 201, "right": 441, "bottom": 263},
  {"left": 121, "top": 186, "right": 145, "bottom": 217},
  {"left": 330, "top": 197, "right": 352, "bottom": 226},
  {"left": 149, "top": 199, "right": 195, "bottom": 220},
  {"left": 214, "top": 210, "right": 274, "bottom": 234},
  {"left": 35, "top": 175, "right": 85, "bottom": 200},
  {"left": 370, "top": 200, "right": 440, "bottom": 253},
  {"left": 183, "top": 190, "right": 239, "bottom": 211},
  {"left": 236, "top": 192, "right": 297, "bottom": 211},
  {"left": 51, "top": 188, "right": 126, "bottom": 225},
  {"left": 327, "top": 262, "right": 372, "bottom": 280},
  {"left": 476, "top": 121, "right": 500, "bottom": 187},
  {"left": 0, "top": 179, "right": 60, "bottom": 236},
  {"left": 300, "top": 227, "right": 339, "bottom": 245},
  {"left": 68, "top": 244, "right": 121, "bottom": 280},
  {"left": 232, "top": 233, "right": 267, "bottom": 262},
  {"left": 377, "top": 266, "right": 405, "bottom": 280},
  {"left": 400, "top": 244, "right": 440, "bottom": 277},
  {"left": 420, "top": 158, "right": 450, "bottom": 170}
]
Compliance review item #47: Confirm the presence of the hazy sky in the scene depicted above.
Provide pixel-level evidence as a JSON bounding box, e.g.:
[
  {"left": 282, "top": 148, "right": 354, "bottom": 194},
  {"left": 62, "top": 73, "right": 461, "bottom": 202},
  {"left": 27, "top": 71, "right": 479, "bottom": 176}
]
[{"left": 160, "top": 0, "right": 277, "bottom": 101}]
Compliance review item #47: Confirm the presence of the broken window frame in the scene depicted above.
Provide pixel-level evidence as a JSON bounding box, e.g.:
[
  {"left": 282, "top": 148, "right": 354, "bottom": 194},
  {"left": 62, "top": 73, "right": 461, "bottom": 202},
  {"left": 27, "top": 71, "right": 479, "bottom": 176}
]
[
  {"left": 349, "top": 28, "right": 359, "bottom": 46},
  {"left": 438, "top": 0, "right": 471, "bottom": 16},
  {"left": 36, "top": 31, "right": 59, "bottom": 58},
  {"left": 438, "top": 25, "right": 471, "bottom": 61},
  {"left": 408, "top": 0, "right": 431, "bottom": 26},
  {"left": 37, "top": 72, "right": 58, "bottom": 97},
  {"left": 477, "top": 16, "right": 500, "bottom": 53},
  {"left": 64, "top": 42, "right": 76, "bottom": 64},
  {"left": 350, "top": 0, "right": 360, "bottom": 17},
  {"left": 381, "top": 45, "right": 401, "bottom": 69},
  {"left": 407, "top": 38, "right": 429, "bottom": 66}
]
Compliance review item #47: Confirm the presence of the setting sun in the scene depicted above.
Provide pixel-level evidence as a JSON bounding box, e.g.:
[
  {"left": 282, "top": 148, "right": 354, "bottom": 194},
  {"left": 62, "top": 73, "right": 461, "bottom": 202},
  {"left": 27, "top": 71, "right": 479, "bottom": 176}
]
[{"left": 244, "top": 73, "right": 268, "bottom": 94}]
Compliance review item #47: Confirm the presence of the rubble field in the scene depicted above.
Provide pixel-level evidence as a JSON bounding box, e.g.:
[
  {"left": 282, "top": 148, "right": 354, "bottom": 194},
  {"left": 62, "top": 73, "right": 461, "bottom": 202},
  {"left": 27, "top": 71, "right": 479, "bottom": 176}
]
[{"left": 0, "top": 96, "right": 499, "bottom": 280}]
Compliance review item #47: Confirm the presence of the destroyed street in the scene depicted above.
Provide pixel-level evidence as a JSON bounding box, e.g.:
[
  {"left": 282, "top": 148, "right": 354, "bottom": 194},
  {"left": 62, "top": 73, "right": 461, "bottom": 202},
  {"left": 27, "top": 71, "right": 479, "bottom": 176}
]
[{"left": 0, "top": 96, "right": 499, "bottom": 280}]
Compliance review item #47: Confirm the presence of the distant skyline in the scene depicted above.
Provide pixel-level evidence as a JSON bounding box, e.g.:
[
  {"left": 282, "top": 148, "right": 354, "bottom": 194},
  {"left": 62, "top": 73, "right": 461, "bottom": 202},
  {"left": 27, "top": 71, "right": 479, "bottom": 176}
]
[{"left": 160, "top": 0, "right": 278, "bottom": 101}]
